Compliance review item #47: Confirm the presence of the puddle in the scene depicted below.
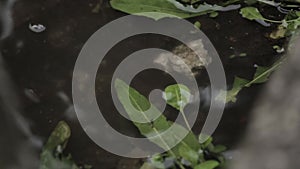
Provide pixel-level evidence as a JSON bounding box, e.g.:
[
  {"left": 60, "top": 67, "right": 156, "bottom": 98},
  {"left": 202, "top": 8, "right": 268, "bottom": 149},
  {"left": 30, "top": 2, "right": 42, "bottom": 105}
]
[{"left": 0, "top": 0, "right": 285, "bottom": 168}]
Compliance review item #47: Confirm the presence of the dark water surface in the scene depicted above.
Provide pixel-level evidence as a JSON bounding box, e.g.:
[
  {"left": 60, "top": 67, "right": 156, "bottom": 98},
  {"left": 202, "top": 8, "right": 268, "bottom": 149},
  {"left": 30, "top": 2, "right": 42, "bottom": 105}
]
[{"left": 0, "top": 0, "right": 285, "bottom": 168}]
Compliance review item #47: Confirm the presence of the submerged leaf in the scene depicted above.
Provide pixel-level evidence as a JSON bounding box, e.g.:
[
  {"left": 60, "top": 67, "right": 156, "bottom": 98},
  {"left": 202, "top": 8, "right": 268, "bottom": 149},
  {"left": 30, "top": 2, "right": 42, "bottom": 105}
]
[{"left": 270, "top": 25, "right": 287, "bottom": 39}]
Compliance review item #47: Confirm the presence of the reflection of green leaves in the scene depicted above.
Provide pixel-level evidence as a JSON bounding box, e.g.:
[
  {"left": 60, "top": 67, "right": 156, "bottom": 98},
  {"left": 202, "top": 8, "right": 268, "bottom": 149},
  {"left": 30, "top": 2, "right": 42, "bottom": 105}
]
[
  {"left": 194, "top": 160, "right": 219, "bottom": 169},
  {"left": 115, "top": 79, "right": 200, "bottom": 166},
  {"left": 40, "top": 121, "right": 80, "bottom": 169},
  {"left": 226, "top": 58, "right": 285, "bottom": 103}
]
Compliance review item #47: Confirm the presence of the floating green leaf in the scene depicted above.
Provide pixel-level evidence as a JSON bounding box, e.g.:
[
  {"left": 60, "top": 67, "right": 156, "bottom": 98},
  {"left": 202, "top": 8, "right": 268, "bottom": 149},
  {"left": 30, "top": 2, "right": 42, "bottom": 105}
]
[
  {"left": 209, "top": 11, "right": 219, "bottom": 18},
  {"left": 110, "top": 0, "right": 240, "bottom": 20},
  {"left": 199, "top": 134, "right": 213, "bottom": 149},
  {"left": 140, "top": 162, "right": 159, "bottom": 169},
  {"left": 240, "top": 7, "right": 264, "bottom": 21},
  {"left": 212, "top": 145, "right": 227, "bottom": 153},
  {"left": 147, "top": 154, "right": 165, "bottom": 169},
  {"left": 194, "top": 160, "right": 219, "bottom": 169},
  {"left": 226, "top": 77, "right": 250, "bottom": 103},
  {"left": 168, "top": 0, "right": 240, "bottom": 13},
  {"left": 194, "top": 21, "right": 201, "bottom": 29},
  {"left": 178, "top": 145, "right": 199, "bottom": 166},
  {"left": 164, "top": 84, "right": 191, "bottom": 111},
  {"left": 115, "top": 79, "right": 200, "bottom": 163},
  {"left": 164, "top": 84, "right": 192, "bottom": 130},
  {"left": 110, "top": 0, "right": 210, "bottom": 20},
  {"left": 226, "top": 58, "right": 285, "bottom": 103}
]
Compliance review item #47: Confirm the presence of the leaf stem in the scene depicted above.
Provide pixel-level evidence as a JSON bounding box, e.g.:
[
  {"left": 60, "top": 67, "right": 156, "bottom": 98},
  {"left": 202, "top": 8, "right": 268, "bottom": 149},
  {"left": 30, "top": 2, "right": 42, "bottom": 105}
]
[{"left": 175, "top": 88, "right": 192, "bottom": 131}]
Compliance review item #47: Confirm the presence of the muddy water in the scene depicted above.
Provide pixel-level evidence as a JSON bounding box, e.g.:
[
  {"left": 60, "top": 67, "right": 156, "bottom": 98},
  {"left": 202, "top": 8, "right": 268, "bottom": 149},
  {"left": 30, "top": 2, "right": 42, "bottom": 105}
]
[{"left": 0, "top": 0, "right": 284, "bottom": 168}]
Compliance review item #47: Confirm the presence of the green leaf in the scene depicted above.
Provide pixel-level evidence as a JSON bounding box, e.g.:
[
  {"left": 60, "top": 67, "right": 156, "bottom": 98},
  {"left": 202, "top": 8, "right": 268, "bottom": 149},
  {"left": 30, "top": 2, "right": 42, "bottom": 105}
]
[
  {"left": 226, "top": 58, "right": 285, "bottom": 103},
  {"left": 43, "top": 121, "right": 71, "bottom": 150},
  {"left": 199, "top": 134, "right": 213, "bottom": 148},
  {"left": 140, "top": 162, "right": 160, "bottom": 169},
  {"left": 110, "top": 0, "right": 210, "bottom": 20},
  {"left": 194, "top": 160, "right": 219, "bottom": 169},
  {"left": 221, "top": 0, "right": 241, "bottom": 6},
  {"left": 115, "top": 79, "right": 200, "bottom": 162},
  {"left": 248, "top": 66, "right": 271, "bottom": 85},
  {"left": 246, "top": 59, "right": 284, "bottom": 86},
  {"left": 110, "top": 0, "right": 240, "bottom": 20},
  {"left": 40, "top": 121, "right": 80, "bottom": 169},
  {"left": 194, "top": 21, "right": 201, "bottom": 29},
  {"left": 240, "top": 7, "right": 264, "bottom": 21},
  {"left": 164, "top": 84, "right": 191, "bottom": 111},
  {"left": 279, "top": 11, "right": 300, "bottom": 37},
  {"left": 209, "top": 11, "right": 219, "bottom": 18},
  {"left": 164, "top": 84, "right": 193, "bottom": 130},
  {"left": 148, "top": 154, "right": 166, "bottom": 169},
  {"left": 226, "top": 77, "right": 249, "bottom": 103},
  {"left": 178, "top": 146, "right": 199, "bottom": 166},
  {"left": 168, "top": 1, "right": 240, "bottom": 13},
  {"left": 212, "top": 145, "right": 227, "bottom": 153}
]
